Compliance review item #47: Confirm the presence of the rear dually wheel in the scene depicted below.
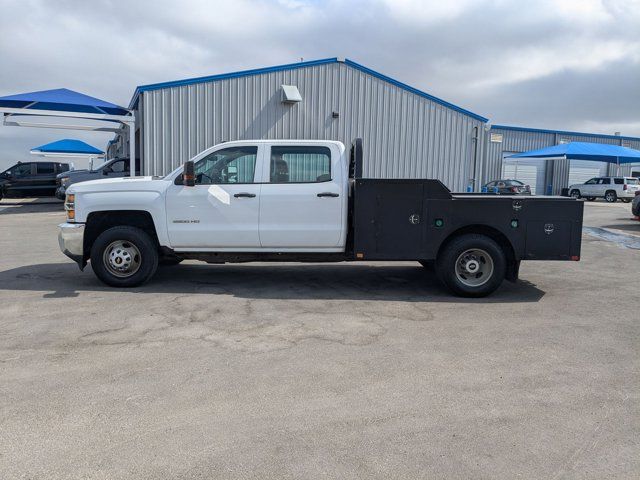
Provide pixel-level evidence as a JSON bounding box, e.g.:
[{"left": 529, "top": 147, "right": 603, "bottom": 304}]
[{"left": 436, "top": 234, "right": 506, "bottom": 297}]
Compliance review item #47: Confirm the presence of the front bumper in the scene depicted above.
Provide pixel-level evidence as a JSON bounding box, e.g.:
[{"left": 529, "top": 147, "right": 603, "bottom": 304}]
[
  {"left": 58, "top": 223, "right": 85, "bottom": 269},
  {"left": 620, "top": 191, "right": 639, "bottom": 199}
]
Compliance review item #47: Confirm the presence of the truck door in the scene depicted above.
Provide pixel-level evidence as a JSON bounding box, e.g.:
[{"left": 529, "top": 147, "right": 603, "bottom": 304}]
[
  {"left": 4, "top": 162, "right": 35, "bottom": 196},
  {"left": 34, "top": 162, "right": 57, "bottom": 195},
  {"left": 165, "top": 145, "right": 262, "bottom": 248},
  {"left": 258, "top": 144, "right": 345, "bottom": 248}
]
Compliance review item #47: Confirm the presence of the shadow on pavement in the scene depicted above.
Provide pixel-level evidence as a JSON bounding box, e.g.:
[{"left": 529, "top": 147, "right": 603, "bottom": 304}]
[
  {"left": 600, "top": 222, "right": 640, "bottom": 235},
  {"left": 0, "top": 262, "right": 545, "bottom": 304},
  {"left": 0, "top": 203, "right": 63, "bottom": 215}
]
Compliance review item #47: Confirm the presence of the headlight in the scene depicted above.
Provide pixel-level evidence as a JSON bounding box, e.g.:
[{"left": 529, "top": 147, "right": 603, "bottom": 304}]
[
  {"left": 65, "top": 193, "right": 76, "bottom": 221},
  {"left": 61, "top": 177, "right": 70, "bottom": 187}
]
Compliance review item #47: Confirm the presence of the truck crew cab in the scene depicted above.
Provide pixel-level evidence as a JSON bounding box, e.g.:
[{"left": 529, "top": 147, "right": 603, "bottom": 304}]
[{"left": 58, "top": 139, "right": 584, "bottom": 297}]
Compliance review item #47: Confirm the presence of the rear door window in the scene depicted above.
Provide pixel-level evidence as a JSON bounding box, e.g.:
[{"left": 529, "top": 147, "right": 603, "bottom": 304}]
[
  {"left": 614, "top": 178, "right": 624, "bottom": 185},
  {"left": 36, "top": 163, "right": 55, "bottom": 174},
  {"left": 269, "top": 146, "right": 331, "bottom": 183}
]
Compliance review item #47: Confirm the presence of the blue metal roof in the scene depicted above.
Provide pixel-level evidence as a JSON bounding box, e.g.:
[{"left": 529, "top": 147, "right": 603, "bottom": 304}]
[
  {"left": 508, "top": 141, "right": 640, "bottom": 164},
  {"left": 32, "top": 139, "right": 104, "bottom": 155},
  {"left": 492, "top": 124, "right": 640, "bottom": 142},
  {"left": 0, "top": 88, "right": 130, "bottom": 116},
  {"left": 129, "top": 58, "right": 488, "bottom": 122}
]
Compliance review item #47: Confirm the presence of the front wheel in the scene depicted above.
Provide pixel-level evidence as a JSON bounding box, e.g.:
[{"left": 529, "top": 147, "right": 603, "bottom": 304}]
[
  {"left": 90, "top": 226, "right": 158, "bottom": 287},
  {"left": 436, "top": 234, "right": 506, "bottom": 297},
  {"left": 570, "top": 189, "right": 581, "bottom": 199}
]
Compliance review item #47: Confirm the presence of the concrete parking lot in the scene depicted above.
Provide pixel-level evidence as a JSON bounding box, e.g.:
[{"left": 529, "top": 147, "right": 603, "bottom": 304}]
[{"left": 0, "top": 200, "right": 638, "bottom": 479}]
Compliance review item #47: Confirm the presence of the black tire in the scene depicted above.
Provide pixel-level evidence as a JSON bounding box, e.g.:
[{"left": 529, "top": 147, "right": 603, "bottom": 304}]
[
  {"left": 436, "top": 234, "right": 506, "bottom": 298},
  {"left": 90, "top": 226, "right": 158, "bottom": 287},
  {"left": 621, "top": 198, "right": 631, "bottom": 203},
  {"left": 604, "top": 190, "right": 617, "bottom": 203},
  {"left": 586, "top": 197, "right": 596, "bottom": 201},
  {"left": 418, "top": 260, "right": 434, "bottom": 270},
  {"left": 570, "top": 189, "right": 581, "bottom": 199}
]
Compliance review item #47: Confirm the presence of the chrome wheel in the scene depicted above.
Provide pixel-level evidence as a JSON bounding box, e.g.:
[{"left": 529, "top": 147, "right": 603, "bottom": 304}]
[
  {"left": 455, "top": 248, "right": 494, "bottom": 287},
  {"left": 605, "top": 192, "right": 616, "bottom": 202},
  {"left": 103, "top": 240, "right": 141, "bottom": 278},
  {"left": 570, "top": 190, "right": 580, "bottom": 199}
]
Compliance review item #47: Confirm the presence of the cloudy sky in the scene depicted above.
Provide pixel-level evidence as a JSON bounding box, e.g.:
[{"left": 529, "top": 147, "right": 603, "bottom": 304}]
[{"left": 1, "top": 0, "right": 639, "bottom": 170}]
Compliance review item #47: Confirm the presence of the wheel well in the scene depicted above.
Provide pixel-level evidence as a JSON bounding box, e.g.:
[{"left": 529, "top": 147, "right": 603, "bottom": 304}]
[
  {"left": 437, "top": 225, "right": 518, "bottom": 281},
  {"left": 84, "top": 210, "right": 159, "bottom": 257},
  {"left": 605, "top": 189, "right": 616, "bottom": 195}
]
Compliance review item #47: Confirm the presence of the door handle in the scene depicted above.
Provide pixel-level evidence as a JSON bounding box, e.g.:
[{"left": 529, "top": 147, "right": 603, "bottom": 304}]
[
  {"left": 234, "top": 192, "right": 256, "bottom": 198},
  {"left": 317, "top": 192, "right": 339, "bottom": 197}
]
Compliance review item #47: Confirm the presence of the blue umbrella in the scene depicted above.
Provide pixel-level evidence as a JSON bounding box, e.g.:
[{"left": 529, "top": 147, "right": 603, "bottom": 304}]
[
  {"left": 508, "top": 141, "right": 640, "bottom": 165},
  {"left": 31, "top": 139, "right": 104, "bottom": 155}
]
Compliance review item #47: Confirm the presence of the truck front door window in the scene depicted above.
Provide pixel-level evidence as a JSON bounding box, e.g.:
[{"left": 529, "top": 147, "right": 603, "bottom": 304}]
[
  {"left": 12, "top": 163, "right": 32, "bottom": 177},
  {"left": 109, "top": 160, "right": 126, "bottom": 173},
  {"left": 195, "top": 147, "right": 257, "bottom": 185}
]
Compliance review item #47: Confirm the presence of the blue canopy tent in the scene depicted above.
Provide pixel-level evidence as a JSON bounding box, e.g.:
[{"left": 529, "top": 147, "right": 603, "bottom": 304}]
[
  {"left": 31, "top": 139, "right": 104, "bottom": 155},
  {"left": 507, "top": 141, "right": 640, "bottom": 170},
  {"left": 0, "top": 88, "right": 130, "bottom": 116},
  {"left": 31, "top": 139, "right": 106, "bottom": 170},
  {"left": 0, "top": 88, "right": 135, "bottom": 175}
]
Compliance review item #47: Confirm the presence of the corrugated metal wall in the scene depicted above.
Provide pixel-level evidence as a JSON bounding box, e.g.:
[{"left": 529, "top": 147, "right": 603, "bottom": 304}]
[
  {"left": 486, "top": 128, "right": 640, "bottom": 194},
  {"left": 137, "top": 62, "right": 485, "bottom": 191}
]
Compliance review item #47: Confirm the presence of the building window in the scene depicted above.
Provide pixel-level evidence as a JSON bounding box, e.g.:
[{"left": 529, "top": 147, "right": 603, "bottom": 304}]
[{"left": 270, "top": 146, "right": 331, "bottom": 183}]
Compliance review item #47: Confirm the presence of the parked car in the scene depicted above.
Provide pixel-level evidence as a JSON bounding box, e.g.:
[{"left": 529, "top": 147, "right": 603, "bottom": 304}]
[
  {"left": 483, "top": 179, "right": 531, "bottom": 195},
  {"left": 58, "top": 138, "right": 584, "bottom": 298},
  {"left": 632, "top": 191, "right": 640, "bottom": 217},
  {"left": 55, "top": 157, "right": 138, "bottom": 199},
  {"left": 568, "top": 176, "right": 640, "bottom": 203},
  {"left": 0, "top": 161, "right": 70, "bottom": 199}
]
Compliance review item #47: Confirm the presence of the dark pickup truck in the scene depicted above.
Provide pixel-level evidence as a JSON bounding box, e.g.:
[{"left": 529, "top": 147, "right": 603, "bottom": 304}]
[
  {"left": 1, "top": 161, "right": 70, "bottom": 199},
  {"left": 58, "top": 138, "right": 583, "bottom": 297}
]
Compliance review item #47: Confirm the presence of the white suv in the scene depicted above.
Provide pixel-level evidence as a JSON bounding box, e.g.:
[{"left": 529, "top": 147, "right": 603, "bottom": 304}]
[{"left": 569, "top": 176, "right": 640, "bottom": 203}]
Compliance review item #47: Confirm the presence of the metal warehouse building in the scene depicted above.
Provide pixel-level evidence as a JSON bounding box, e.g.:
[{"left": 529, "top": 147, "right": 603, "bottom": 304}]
[{"left": 109, "top": 57, "right": 640, "bottom": 193}]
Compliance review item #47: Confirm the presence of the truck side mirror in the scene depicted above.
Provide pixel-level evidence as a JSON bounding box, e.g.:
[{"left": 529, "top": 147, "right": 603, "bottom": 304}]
[{"left": 183, "top": 161, "right": 195, "bottom": 187}]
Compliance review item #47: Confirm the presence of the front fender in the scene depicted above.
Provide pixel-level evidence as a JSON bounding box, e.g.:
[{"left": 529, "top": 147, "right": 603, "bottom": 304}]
[{"left": 76, "top": 191, "right": 170, "bottom": 246}]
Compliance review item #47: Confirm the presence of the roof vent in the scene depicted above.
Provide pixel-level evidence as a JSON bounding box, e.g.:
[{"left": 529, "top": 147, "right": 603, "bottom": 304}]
[{"left": 281, "top": 85, "right": 302, "bottom": 104}]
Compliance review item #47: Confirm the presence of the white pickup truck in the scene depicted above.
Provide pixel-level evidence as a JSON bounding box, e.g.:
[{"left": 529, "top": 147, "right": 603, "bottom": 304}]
[{"left": 59, "top": 139, "right": 584, "bottom": 297}]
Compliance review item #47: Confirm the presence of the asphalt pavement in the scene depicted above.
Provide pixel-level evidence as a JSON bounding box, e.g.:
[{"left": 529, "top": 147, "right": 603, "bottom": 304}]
[{"left": 0, "top": 200, "right": 638, "bottom": 479}]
